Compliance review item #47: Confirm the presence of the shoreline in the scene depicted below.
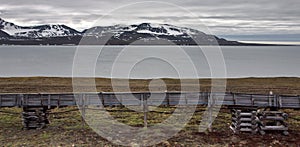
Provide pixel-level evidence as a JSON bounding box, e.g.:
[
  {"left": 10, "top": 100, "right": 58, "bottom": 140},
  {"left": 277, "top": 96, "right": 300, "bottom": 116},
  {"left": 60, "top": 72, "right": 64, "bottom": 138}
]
[{"left": 1, "top": 44, "right": 297, "bottom": 46}]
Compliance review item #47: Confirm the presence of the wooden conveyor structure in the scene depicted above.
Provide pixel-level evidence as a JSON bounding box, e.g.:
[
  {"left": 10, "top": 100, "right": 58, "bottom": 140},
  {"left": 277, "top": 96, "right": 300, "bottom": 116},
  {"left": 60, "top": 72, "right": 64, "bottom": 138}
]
[{"left": 0, "top": 92, "right": 299, "bottom": 134}]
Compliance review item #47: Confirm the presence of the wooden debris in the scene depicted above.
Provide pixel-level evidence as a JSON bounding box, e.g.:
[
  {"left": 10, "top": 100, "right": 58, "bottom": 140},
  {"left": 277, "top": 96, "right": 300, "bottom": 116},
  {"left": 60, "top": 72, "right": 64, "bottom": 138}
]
[
  {"left": 230, "top": 108, "right": 258, "bottom": 134},
  {"left": 22, "top": 107, "right": 49, "bottom": 129},
  {"left": 230, "top": 108, "right": 289, "bottom": 135}
]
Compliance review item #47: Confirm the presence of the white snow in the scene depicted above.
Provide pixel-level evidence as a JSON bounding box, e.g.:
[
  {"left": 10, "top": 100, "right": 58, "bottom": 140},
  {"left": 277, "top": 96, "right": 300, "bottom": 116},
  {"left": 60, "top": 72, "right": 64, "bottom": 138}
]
[
  {"left": 1, "top": 19, "right": 79, "bottom": 38},
  {"left": 1, "top": 23, "right": 38, "bottom": 36},
  {"left": 149, "top": 23, "right": 162, "bottom": 28},
  {"left": 0, "top": 20, "right": 36, "bottom": 36},
  {"left": 137, "top": 30, "right": 165, "bottom": 35},
  {"left": 163, "top": 26, "right": 184, "bottom": 35},
  {"left": 4, "top": 28, "right": 38, "bottom": 36},
  {"left": 134, "top": 23, "right": 186, "bottom": 36}
]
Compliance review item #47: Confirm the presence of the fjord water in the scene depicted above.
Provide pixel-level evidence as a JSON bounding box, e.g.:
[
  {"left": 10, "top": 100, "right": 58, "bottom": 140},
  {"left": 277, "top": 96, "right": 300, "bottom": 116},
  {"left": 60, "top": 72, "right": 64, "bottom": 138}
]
[{"left": 0, "top": 45, "right": 299, "bottom": 78}]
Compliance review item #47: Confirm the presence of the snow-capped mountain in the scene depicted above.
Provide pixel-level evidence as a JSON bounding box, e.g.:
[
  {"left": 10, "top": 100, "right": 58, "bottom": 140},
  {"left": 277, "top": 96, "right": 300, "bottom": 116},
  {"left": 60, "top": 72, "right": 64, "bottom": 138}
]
[
  {"left": 84, "top": 23, "right": 207, "bottom": 38},
  {"left": 0, "top": 18, "right": 81, "bottom": 38},
  {"left": 82, "top": 23, "right": 227, "bottom": 45},
  {"left": 0, "top": 18, "right": 244, "bottom": 45}
]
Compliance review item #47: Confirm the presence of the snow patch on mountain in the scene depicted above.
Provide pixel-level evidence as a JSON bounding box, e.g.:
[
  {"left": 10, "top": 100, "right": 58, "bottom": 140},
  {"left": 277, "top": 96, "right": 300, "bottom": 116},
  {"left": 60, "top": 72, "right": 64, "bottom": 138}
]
[
  {"left": 0, "top": 18, "right": 81, "bottom": 38},
  {"left": 0, "top": 18, "right": 36, "bottom": 36},
  {"left": 84, "top": 23, "right": 204, "bottom": 39}
]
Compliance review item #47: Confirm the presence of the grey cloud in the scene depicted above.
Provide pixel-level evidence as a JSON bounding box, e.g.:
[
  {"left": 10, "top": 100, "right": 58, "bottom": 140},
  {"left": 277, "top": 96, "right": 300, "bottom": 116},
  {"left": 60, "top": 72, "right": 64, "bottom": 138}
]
[{"left": 0, "top": 0, "right": 299, "bottom": 35}]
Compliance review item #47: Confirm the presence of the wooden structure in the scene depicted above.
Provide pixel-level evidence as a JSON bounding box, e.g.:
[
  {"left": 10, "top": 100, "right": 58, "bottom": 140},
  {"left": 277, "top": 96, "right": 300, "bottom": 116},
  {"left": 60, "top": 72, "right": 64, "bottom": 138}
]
[
  {"left": 230, "top": 108, "right": 258, "bottom": 134},
  {"left": 258, "top": 110, "right": 289, "bottom": 135},
  {"left": 0, "top": 92, "right": 299, "bottom": 133}
]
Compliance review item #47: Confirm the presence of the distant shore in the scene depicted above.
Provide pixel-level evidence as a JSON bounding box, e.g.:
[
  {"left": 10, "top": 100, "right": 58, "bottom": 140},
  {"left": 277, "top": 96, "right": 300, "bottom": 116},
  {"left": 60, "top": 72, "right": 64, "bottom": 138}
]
[
  {"left": 0, "top": 42, "right": 295, "bottom": 46},
  {"left": 0, "top": 77, "right": 299, "bottom": 95}
]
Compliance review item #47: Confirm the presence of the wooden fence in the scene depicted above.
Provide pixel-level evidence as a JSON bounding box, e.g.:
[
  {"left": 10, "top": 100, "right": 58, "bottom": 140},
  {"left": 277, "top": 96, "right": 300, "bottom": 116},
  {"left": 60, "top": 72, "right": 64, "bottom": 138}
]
[{"left": 0, "top": 92, "right": 300, "bottom": 109}]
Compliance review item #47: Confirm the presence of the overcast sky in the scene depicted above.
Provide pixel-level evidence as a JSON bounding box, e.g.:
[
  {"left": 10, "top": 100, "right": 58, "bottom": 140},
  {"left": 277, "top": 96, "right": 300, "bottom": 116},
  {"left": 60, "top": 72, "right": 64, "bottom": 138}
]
[{"left": 0, "top": 0, "right": 299, "bottom": 35}]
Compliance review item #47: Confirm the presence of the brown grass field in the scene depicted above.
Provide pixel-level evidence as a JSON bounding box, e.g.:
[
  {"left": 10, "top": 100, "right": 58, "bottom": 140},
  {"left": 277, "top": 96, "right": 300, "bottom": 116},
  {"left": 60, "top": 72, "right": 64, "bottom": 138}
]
[
  {"left": 0, "top": 77, "right": 300, "bottom": 95},
  {"left": 0, "top": 77, "right": 300, "bottom": 146}
]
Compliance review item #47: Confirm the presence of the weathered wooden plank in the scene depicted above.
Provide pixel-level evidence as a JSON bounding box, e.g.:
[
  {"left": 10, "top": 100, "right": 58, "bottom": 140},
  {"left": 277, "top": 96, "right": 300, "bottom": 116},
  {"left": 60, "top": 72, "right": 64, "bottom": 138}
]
[{"left": 0, "top": 92, "right": 300, "bottom": 108}]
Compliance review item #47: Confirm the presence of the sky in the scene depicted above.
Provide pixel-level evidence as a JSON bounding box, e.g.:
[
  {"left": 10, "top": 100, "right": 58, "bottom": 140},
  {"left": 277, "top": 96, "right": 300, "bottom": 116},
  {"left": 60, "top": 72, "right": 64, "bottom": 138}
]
[{"left": 0, "top": 0, "right": 299, "bottom": 37}]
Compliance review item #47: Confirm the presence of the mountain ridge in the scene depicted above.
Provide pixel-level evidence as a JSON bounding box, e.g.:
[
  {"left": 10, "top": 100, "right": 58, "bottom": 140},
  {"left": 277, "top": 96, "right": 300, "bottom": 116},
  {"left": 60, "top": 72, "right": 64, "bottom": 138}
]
[{"left": 0, "top": 18, "right": 257, "bottom": 45}]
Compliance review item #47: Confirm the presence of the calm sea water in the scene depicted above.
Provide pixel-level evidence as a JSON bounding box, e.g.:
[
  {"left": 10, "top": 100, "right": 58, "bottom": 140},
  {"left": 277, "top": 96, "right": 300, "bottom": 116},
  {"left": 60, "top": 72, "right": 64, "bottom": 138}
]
[{"left": 0, "top": 45, "right": 299, "bottom": 78}]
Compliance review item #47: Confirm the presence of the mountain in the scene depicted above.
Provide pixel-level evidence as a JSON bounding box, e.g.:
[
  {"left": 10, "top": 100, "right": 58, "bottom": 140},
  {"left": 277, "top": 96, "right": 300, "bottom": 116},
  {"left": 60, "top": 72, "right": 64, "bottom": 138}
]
[
  {"left": 0, "top": 30, "right": 11, "bottom": 39},
  {"left": 81, "top": 23, "right": 244, "bottom": 45},
  {"left": 0, "top": 18, "right": 81, "bottom": 38},
  {"left": 0, "top": 18, "right": 254, "bottom": 45}
]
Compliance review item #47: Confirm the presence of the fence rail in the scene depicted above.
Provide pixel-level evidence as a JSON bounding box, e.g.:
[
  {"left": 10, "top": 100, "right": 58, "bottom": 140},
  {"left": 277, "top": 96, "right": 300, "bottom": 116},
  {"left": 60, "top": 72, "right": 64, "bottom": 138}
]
[{"left": 0, "top": 92, "right": 300, "bottom": 109}]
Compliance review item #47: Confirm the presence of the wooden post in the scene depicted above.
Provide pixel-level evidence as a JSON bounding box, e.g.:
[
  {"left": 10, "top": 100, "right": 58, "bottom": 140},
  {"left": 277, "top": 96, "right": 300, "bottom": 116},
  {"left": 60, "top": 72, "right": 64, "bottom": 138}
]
[
  {"left": 233, "top": 93, "right": 236, "bottom": 105},
  {"left": 268, "top": 94, "right": 272, "bottom": 107},
  {"left": 143, "top": 93, "right": 148, "bottom": 128},
  {"left": 278, "top": 95, "right": 282, "bottom": 108},
  {"left": 81, "top": 94, "right": 85, "bottom": 127},
  {"left": 24, "top": 94, "right": 27, "bottom": 107},
  {"left": 250, "top": 94, "right": 254, "bottom": 106},
  {"left": 199, "top": 92, "right": 202, "bottom": 105},
  {"left": 48, "top": 94, "right": 51, "bottom": 109},
  {"left": 119, "top": 94, "right": 124, "bottom": 108},
  {"left": 101, "top": 93, "right": 105, "bottom": 107},
  {"left": 185, "top": 93, "right": 188, "bottom": 105},
  {"left": 109, "top": 95, "right": 112, "bottom": 108},
  {"left": 0, "top": 94, "right": 2, "bottom": 107},
  {"left": 166, "top": 93, "right": 170, "bottom": 107},
  {"left": 298, "top": 95, "right": 300, "bottom": 107},
  {"left": 15, "top": 95, "right": 18, "bottom": 107},
  {"left": 20, "top": 94, "right": 24, "bottom": 109},
  {"left": 208, "top": 93, "right": 213, "bottom": 132},
  {"left": 273, "top": 95, "right": 276, "bottom": 107}
]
